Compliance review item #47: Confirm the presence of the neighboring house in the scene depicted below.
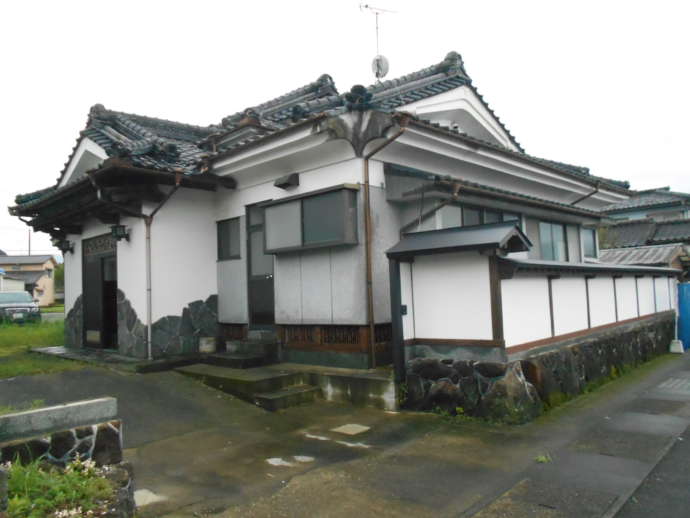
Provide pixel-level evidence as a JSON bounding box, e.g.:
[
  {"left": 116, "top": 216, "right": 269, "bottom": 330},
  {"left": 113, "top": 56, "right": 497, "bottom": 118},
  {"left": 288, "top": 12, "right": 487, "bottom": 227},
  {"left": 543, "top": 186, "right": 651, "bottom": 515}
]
[
  {"left": 0, "top": 255, "right": 57, "bottom": 306},
  {"left": 601, "top": 187, "right": 690, "bottom": 221},
  {"left": 8, "top": 51, "right": 676, "bottom": 368},
  {"left": 599, "top": 243, "right": 688, "bottom": 274},
  {"left": 0, "top": 268, "right": 25, "bottom": 292}
]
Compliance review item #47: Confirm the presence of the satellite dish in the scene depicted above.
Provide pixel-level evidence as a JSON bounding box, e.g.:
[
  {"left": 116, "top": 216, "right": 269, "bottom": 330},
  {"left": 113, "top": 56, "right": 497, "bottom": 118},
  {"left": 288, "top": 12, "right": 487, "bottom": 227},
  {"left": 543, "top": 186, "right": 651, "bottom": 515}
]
[{"left": 372, "top": 54, "right": 389, "bottom": 80}]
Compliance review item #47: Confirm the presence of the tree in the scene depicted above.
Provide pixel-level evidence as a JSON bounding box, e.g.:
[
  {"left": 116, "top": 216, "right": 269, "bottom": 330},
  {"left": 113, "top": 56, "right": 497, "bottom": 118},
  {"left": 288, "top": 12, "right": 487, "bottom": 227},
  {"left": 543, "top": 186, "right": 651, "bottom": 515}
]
[{"left": 54, "top": 263, "right": 64, "bottom": 291}]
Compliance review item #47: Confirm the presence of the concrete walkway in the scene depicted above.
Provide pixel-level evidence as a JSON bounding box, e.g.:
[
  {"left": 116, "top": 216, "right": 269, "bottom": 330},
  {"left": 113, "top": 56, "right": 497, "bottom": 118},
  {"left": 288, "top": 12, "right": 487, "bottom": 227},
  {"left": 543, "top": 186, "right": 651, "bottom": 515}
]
[{"left": 1, "top": 354, "right": 689, "bottom": 517}]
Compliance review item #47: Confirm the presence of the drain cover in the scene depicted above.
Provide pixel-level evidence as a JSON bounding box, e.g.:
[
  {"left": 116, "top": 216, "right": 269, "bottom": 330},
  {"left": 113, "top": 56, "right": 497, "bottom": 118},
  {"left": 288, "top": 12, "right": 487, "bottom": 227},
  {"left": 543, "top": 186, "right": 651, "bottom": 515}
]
[{"left": 656, "top": 378, "right": 690, "bottom": 395}]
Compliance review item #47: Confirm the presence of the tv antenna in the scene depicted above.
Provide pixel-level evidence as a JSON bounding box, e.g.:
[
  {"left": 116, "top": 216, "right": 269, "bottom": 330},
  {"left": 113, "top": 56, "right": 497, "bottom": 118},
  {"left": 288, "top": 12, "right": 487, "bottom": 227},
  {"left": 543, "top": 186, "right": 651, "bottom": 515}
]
[{"left": 360, "top": 3, "right": 396, "bottom": 81}]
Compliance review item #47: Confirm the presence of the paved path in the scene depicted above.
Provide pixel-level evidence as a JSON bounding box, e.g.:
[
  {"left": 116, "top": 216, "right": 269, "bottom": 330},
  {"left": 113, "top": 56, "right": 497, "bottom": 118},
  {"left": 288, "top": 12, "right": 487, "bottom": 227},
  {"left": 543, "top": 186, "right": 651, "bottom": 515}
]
[{"left": 2, "top": 354, "right": 690, "bottom": 517}]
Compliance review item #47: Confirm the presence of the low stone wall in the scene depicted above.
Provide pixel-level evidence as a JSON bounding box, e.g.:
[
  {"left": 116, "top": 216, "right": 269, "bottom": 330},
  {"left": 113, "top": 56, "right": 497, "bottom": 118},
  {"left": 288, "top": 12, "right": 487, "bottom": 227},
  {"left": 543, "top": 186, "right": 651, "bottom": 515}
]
[
  {"left": 404, "top": 312, "right": 676, "bottom": 423},
  {"left": 0, "top": 398, "right": 133, "bottom": 517}
]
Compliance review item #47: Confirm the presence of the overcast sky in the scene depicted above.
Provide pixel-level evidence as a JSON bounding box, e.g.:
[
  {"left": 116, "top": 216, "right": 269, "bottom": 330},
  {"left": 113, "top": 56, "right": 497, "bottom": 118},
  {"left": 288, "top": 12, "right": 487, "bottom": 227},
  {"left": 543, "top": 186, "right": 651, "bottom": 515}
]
[{"left": 1, "top": 0, "right": 688, "bottom": 259}]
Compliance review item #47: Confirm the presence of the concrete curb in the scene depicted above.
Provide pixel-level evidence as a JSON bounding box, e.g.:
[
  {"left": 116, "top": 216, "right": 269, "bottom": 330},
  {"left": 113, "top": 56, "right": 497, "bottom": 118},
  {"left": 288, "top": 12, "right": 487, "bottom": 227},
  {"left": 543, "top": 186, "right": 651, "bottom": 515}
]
[{"left": 0, "top": 397, "right": 117, "bottom": 443}]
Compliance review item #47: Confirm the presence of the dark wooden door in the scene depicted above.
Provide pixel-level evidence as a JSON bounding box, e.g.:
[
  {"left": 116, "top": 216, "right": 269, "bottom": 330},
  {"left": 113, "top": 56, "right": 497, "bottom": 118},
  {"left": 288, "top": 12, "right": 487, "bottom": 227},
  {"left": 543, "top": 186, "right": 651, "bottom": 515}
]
[
  {"left": 247, "top": 204, "right": 275, "bottom": 327},
  {"left": 82, "top": 235, "right": 117, "bottom": 349}
]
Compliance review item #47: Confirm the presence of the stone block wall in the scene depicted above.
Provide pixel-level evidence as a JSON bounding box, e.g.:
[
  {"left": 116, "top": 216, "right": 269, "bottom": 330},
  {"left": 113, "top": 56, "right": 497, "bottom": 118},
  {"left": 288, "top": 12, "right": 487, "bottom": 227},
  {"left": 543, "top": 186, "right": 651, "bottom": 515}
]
[
  {"left": 65, "top": 288, "right": 221, "bottom": 359},
  {"left": 0, "top": 420, "right": 123, "bottom": 466},
  {"left": 404, "top": 312, "right": 676, "bottom": 423}
]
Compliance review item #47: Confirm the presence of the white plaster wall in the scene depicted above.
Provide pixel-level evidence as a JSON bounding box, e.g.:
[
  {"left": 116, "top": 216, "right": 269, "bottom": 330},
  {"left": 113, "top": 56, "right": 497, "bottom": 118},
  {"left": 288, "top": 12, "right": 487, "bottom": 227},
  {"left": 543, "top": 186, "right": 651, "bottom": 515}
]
[
  {"left": 502, "top": 277, "right": 551, "bottom": 347},
  {"left": 63, "top": 235, "right": 82, "bottom": 313},
  {"left": 218, "top": 215, "right": 248, "bottom": 323},
  {"left": 411, "top": 252, "right": 492, "bottom": 340},
  {"left": 400, "top": 261, "right": 415, "bottom": 340},
  {"left": 669, "top": 278, "right": 678, "bottom": 311},
  {"left": 215, "top": 159, "right": 362, "bottom": 220},
  {"left": 589, "top": 277, "right": 617, "bottom": 327},
  {"left": 114, "top": 217, "right": 147, "bottom": 319},
  {"left": 616, "top": 277, "right": 638, "bottom": 321},
  {"left": 552, "top": 277, "right": 588, "bottom": 336},
  {"left": 638, "top": 277, "right": 656, "bottom": 315},
  {"left": 655, "top": 277, "right": 671, "bottom": 312},
  {"left": 148, "top": 189, "right": 216, "bottom": 321}
]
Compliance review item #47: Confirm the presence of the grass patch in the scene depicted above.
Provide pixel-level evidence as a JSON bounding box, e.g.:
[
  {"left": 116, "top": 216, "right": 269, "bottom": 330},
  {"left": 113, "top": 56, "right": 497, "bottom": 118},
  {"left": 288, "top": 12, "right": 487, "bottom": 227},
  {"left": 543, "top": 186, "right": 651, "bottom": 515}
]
[
  {"left": 0, "top": 321, "right": 82, "bottom": 379},
  {"left": 41, "top": 304, "right": 65, "bottom": 314},
  {"left": 0, "top": 399, "right": 45, "bottom": 417},
  {"left": 6, "top": 458, "right": 115, "bottom": 517}
]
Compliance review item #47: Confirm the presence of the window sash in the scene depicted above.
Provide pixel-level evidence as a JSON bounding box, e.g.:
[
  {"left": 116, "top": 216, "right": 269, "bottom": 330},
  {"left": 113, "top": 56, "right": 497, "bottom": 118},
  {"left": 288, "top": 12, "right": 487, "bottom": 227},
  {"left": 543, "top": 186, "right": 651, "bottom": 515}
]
[
  {"left": 217, "top": 217, "right": 240, "bottom": 260},
  {"left": 539, "top": 221, "right": 568, "bottom": 261},
  {"left": 583, "top": 228, "right": 597, "bottom": 258}
]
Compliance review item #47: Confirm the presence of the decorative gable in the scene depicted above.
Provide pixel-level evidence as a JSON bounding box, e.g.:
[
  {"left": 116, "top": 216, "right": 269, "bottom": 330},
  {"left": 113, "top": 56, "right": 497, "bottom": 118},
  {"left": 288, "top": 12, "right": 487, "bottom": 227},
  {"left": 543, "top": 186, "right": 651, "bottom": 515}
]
[{"left": 58, "top": 137, "right": 108, "bottom": 188}]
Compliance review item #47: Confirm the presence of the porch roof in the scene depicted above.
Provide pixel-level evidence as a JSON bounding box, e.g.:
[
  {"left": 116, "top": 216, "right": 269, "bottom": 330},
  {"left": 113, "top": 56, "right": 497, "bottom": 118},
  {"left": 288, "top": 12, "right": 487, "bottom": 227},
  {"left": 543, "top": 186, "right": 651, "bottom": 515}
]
[{"left": 386, "top": 221, "right": 531, "bottom": 260}]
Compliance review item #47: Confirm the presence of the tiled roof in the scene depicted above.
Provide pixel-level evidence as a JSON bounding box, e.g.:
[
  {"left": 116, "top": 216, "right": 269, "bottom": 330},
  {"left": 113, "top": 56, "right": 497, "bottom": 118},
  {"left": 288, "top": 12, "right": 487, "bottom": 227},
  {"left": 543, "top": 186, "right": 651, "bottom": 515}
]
[
  {"left": 601, "top": 217, "right": 690, "bottom": 249},
  {"left": 602, "top": 187, "right": 689, "bottom": 213},
  {"left": 599, "top": 243, "right": 684, "bottom": 266},
  {"left": 652, "top": 218, "right": 690, "bottom": 244},
  {"left": 13, "top": 51, "right": 632, "bottom": 212},
  {"left": 0, "top": 255, "right": 54, "bottom": 265}
]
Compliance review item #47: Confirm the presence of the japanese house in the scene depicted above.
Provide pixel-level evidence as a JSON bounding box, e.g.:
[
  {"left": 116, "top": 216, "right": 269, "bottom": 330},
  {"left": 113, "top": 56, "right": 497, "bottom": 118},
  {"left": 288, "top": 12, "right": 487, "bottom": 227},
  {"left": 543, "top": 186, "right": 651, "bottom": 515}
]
[{"left": 9, "top": 51, "right": 679, "bottom": 369}]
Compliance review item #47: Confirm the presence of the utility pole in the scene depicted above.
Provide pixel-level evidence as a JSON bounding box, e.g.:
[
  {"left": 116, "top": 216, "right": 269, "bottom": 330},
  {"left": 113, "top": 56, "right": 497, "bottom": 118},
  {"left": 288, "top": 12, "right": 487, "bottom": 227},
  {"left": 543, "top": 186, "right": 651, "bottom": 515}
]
[{"left": 28, "top": 229, "right": 31, "bottom": 255}]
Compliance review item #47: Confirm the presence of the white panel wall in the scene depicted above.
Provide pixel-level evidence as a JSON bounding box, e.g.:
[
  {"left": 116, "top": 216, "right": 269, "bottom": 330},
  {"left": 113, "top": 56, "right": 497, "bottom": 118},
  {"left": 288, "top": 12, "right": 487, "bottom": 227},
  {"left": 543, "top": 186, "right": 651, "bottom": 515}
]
[
  {"left": 412, "top": 252, "right": 492, "bottom": 340},
  {"left": 655, "top": 277, "right": 671, "bottom": 312},
  {"left": 589, "top": 277, "right": 617, "bottom": 327},
  {"left": 502, "top": 277, "right": 552, "bottom": 347},
  {"left": 400, "top": 262, "right": 415, "bottom": 340},
  {"left": 218, "top": 217, "right": 248, "bottom": 323},
  {"left": 638, "top": 277, "right": 655, "bottom": 315},
  {"left": 552, "top": 277, "right": 588, "bottom": 335},
  {"left": 150, "top": 189, "right": 217, "bottom": 321},
  {"left": 616, "top": 277, "right": 638, "bottom": 321}
]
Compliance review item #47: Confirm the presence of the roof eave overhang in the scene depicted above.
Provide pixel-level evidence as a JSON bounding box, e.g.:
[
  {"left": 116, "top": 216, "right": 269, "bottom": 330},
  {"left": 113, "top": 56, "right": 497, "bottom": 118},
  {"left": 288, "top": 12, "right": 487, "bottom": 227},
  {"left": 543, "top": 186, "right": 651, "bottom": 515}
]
[
  {"left": 404, "top": 120, "right": 631, "bottom": 197},
  {"left": 498, "top": 257, "right": 682, "bottom": 279}
]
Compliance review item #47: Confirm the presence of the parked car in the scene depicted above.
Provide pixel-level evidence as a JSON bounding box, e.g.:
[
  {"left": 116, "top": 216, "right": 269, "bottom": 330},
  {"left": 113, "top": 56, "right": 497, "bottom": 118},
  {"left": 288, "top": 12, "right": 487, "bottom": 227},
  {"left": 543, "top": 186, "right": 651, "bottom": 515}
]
[{"left": 0, "top": 291, "right": 41, "bottom": 323}]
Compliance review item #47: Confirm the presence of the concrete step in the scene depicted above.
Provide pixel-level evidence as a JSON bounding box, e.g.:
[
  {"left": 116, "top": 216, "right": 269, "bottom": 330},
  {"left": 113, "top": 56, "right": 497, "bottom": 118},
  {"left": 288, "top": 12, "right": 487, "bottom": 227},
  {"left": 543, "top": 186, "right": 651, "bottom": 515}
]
[
  {"left": 175, "top": 364, "right": 306, "bottom": 401},
  {"left": 253, "top": 385, "right": 321, "bottom": 411},
  {"left": 202, "top": 352, "right": 266, "bottom": 369}
]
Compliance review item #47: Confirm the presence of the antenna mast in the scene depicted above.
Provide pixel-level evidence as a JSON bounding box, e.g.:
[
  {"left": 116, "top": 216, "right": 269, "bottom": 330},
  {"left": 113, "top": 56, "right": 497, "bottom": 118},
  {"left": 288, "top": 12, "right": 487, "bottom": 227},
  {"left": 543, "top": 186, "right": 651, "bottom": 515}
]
[{"left": 360, "top": 4, "right": 396, "bottom": 81}]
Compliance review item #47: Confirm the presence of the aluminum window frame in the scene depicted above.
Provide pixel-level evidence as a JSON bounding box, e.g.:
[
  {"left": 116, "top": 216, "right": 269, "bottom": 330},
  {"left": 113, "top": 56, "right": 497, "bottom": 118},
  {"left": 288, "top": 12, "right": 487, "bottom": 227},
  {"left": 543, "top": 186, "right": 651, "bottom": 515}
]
[{"left": 263, "top": 186, "right": 359, "bottom": 254}]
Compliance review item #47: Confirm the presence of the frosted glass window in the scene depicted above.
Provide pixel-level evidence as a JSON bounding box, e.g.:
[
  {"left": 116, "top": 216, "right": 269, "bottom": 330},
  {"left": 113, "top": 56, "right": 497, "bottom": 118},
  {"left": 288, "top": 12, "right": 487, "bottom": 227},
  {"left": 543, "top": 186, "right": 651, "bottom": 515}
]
[
  {"left": 250, "top": 231, "right": 273, "bottom": 275},
  {"left": 265, "top": 201, "right": 301, "bottom": 250},
  {"left": 463, "top": 207, "right": 481, "bottom": 226},
  {"left": 540, "top": 221, "right": 568, "bottom": 261},
  {"left": 217, "top": 217, "right": 240, "bottom": 260},
  {"left": 303, "top": 191, "right": 345, "bottom": 245},
  {"left": 484, "top": 210, "right": 501, "bottom": 223},
  {"left": 583, "top": 228, "right": 597, "bottom": 258},
  {"left": 438, "top": 205, "right": 462, "bottom": 229}
]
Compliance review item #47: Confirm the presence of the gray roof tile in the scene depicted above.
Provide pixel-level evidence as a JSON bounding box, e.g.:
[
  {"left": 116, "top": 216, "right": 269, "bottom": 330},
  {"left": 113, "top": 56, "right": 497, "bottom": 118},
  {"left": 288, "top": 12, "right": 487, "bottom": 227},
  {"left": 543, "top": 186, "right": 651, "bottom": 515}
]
[{"left": 599, "top": 243, "right": 684, "bottom": 266}]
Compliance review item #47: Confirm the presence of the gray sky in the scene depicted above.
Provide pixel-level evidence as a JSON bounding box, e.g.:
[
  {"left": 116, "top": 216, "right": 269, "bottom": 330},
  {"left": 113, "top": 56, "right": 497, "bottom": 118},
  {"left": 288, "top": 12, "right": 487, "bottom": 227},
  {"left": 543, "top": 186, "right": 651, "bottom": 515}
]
[{"left": 2, "top": 0, "right": 688, "bottom": 258}]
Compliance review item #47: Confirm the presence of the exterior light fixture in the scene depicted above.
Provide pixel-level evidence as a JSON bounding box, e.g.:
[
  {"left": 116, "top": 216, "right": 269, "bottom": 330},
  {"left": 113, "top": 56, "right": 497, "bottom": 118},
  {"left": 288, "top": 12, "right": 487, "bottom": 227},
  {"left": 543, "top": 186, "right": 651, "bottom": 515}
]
[
  {"left": 110, "top": 224, "right": 130, "bottom": 242},
  {"left": 51, "top": 237, "right": 74, "bottom": 254}
]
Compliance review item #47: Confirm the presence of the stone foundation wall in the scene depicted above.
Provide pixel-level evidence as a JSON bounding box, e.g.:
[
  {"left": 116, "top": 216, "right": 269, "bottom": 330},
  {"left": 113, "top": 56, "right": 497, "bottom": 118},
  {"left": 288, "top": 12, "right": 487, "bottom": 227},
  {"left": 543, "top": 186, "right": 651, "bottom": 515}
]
[
  {"left": 0, "top": 419, "right": 123, "bottom": 466},
  {"left": 405, "top": 312, "right": 676, "bottom": 423},
  {"left": 64, "top": 294, "right": 83, "bottom": 348}
]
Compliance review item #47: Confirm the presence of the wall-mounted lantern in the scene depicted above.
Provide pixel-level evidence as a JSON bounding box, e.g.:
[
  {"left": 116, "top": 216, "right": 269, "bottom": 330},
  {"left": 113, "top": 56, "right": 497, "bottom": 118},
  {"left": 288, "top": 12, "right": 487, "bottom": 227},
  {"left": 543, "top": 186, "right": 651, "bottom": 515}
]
[
  {"left": 110, "top": 224, "right": 130, "bottom": 242},
  {"left": 51, "top": 238, "right": 74, "bottom": 254}
]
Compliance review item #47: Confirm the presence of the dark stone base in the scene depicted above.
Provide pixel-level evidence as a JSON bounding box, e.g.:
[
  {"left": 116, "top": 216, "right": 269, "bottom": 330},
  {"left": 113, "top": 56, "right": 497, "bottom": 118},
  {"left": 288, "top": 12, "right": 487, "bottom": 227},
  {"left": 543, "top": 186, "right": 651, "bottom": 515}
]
[
  {"left": 64, "top": 295, "right": 83, "bottom": 348},
  {"left": 405, "top": 313, "right": 675, "bottom": 423},
  {"left": 0, "top": 420, "right": 123, "bottom": 466}
]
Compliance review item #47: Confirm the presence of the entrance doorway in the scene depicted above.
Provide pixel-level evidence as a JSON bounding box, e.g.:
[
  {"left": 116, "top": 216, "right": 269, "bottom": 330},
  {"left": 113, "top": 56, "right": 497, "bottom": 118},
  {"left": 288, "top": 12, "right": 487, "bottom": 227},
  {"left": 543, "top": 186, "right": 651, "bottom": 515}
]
[
  {"left": 82, "top": 235, "right": 118, "bottom": 348},
  {"left": 246, "top": 204, "right": 275, "bottom": 328}
]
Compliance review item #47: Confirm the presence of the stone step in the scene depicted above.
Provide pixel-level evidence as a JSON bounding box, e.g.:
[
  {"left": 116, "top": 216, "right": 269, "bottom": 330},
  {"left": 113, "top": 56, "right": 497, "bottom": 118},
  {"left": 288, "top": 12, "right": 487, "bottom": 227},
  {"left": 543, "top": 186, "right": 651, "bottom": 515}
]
[
  {"left": 175, "top": 364, "right": 306, "bottom": 401},
  {"left": 253, "top": 385, "right": 322, "bottom": 411},
  {"left": 225, "top": 340, "right": 280, "bottom": 363},
  {"left": 202, "top": 352, "right": 266, "bottom": 369}
]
